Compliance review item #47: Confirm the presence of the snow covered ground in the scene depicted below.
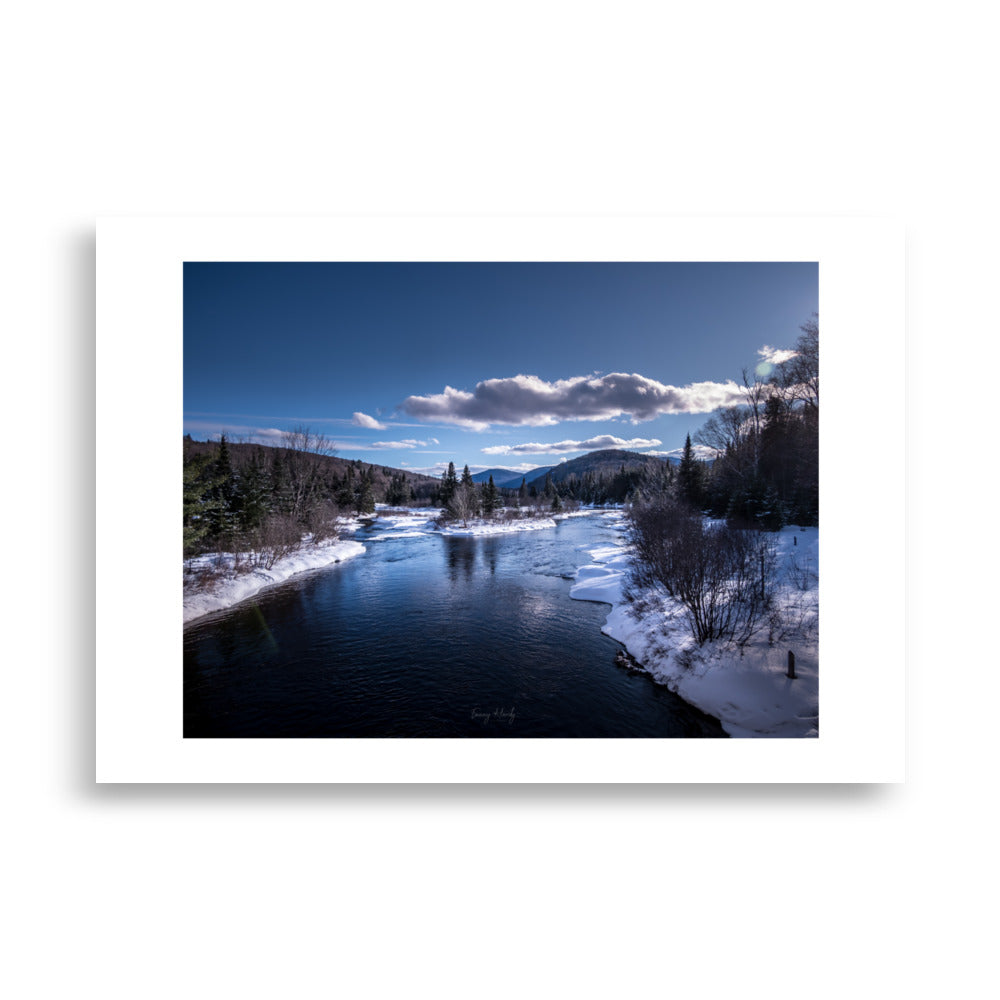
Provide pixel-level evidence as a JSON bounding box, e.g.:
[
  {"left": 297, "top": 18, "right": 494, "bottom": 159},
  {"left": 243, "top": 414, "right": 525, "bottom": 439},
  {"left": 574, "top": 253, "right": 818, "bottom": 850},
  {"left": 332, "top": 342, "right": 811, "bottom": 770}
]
[
  {"left": 183, "top": 535, "right": 365, "bottom": 623},
  {"left": 570, "top": 512, "right": 819, "bottom": 738},
  {"left": 437, "top": 515, "right": 559, "bottom": 536}
]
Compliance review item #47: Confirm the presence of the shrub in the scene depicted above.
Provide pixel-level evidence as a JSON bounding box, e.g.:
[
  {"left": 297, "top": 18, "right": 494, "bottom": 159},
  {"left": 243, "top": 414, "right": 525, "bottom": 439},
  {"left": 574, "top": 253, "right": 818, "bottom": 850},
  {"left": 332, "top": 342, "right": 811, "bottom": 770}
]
[{"left": 627, "top": 494, "right": 776, "bottom": 646}]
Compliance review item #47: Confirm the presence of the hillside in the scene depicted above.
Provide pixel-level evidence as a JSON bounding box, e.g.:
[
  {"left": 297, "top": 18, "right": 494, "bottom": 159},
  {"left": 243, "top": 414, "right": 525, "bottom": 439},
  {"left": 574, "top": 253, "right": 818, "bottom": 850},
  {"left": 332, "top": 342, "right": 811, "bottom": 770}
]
[
  {"left": 183, "top": 436, "right": 440, "bottom": 496},
  {"left": 473, "top": 450, "right": 673, "bottom": 494},
  {"left": 524, "top": 449, "right": 671, "bottom": 491}
]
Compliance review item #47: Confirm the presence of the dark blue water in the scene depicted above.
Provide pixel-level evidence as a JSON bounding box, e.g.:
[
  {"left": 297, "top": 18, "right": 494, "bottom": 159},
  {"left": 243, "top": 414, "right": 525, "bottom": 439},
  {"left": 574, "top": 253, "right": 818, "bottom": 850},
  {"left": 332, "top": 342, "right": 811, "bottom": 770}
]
[{"left": 183, "top": 512, "right": 726, "bottom": 738}]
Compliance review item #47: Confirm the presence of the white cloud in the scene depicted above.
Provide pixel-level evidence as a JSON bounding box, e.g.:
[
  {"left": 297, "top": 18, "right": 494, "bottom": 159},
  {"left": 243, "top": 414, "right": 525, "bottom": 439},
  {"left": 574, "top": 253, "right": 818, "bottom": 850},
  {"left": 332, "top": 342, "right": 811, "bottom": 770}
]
[
  {"left": 365, "top": 439, "right": 428, "bottom": 450},
  {"left": 352, "top": 411, "right": 387, "bottom": 430},
  {"left": 482, "top": 434, "right": 663, "bottom": 456},
  {"left": 758, "top": 345, "right": 798, "bottom": 366},
  {"left": 754, "top": 345, "right": 799, "bottom": 378},
  {"left": 404, "top": 462, "right": 452, "bottom": 478},
  {"left": 183, "top": 422, "right": 300, "bottom": 445},
  {"left": 401, "top": 373, "right": 744, "bottom": 429}
]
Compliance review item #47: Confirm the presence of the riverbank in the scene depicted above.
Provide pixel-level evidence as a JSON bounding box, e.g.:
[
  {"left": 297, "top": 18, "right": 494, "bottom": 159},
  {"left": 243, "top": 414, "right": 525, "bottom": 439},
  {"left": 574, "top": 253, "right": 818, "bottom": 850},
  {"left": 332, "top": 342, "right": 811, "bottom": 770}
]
[
  {"left": 570, "top": 514, "right": 819, "bottom": 738},
  {"left": 183, "top": 535, "right": 366, "bottom": 623}
]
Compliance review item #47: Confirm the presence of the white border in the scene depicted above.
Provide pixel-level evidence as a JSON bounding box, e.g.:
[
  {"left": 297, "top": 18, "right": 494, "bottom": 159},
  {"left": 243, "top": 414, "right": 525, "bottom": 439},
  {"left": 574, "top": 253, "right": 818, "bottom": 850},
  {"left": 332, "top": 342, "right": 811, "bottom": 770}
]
[{"left": 96, "top": 215, "right": 904, "bottom": 783}]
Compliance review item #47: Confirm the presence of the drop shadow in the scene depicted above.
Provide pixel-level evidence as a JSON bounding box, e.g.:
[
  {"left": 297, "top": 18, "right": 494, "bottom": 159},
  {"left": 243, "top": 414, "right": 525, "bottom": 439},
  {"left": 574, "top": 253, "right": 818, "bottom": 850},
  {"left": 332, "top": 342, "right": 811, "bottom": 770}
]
[{"left": 67, "top": 227, "right": 98, "bottom": 795}]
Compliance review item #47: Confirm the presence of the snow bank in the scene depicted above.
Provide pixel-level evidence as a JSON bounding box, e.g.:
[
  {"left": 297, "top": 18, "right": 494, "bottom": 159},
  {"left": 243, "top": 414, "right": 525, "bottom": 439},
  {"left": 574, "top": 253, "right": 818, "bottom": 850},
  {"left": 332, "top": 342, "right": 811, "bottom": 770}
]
[
  {"left": 571, "top": 521, "right": 819, "bottom": 738},
  {"left": 183, "top": 537, "right": 365, "bottom": 623},
  {"left": 435, "top": 506, "right": 605, "bottom": 536},
  {"left": 438, "top": 517, "right": 558, "bottom": 536},
  {"left": 366, "top": 508, "right": 442, "bottom": 539}
]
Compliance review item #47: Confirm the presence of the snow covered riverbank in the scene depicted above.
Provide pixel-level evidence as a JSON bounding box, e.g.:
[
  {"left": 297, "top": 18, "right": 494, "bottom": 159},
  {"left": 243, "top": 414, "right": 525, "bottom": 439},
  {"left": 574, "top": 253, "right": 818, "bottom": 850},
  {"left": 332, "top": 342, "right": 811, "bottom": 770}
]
[
  {"left": 183, "top": 536, "right": 366, "bottom": 623},
  {"left": 570, "top": 513, "right": 819, "bottom": 738}
]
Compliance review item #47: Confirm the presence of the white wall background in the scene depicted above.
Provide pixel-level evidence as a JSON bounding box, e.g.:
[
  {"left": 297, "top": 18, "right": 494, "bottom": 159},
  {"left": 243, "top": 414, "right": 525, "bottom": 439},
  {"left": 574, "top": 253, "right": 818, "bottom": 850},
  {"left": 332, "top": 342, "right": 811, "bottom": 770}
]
[{"left": 6, "top": 2, "right": 992, "bottom": 997}]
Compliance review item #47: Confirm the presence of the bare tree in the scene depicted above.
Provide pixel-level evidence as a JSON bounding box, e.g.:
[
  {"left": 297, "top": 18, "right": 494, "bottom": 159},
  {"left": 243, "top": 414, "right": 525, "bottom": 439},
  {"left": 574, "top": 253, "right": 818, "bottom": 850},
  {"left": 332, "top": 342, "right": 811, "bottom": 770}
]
[
  {"left": 694, "top": 404, "right": 752, "bottom": 459},
  {"left": 740, "top": 367, "right": 773, "bottom": 475},
  {"left": 447, "top": 482, "right": 478, "bottom": 527},
  {"left": 772, "top": 315, "right": 819, "bottom": 410},
  {"left": 627, "top": 494, "right": 776, "bottom": 646},
  {"left": 281, "top": 425, "right": 336, "bottom": 457},
  {"left": 277, "top": 425, "right": 338, "bottom": 526}
]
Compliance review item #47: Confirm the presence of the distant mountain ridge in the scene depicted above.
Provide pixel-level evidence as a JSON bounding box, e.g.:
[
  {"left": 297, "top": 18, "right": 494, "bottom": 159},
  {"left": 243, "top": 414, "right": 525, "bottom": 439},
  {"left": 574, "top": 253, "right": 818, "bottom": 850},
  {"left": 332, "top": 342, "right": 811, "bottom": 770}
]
[
  {"left": 470, "top": 466, "right": 554, "bottom": 489},
  {"left": 524, "top": 449, "right": 671, "bottom": 490},
  {"left": 473, "top": 449, "right": 675, "bottom": 492}
]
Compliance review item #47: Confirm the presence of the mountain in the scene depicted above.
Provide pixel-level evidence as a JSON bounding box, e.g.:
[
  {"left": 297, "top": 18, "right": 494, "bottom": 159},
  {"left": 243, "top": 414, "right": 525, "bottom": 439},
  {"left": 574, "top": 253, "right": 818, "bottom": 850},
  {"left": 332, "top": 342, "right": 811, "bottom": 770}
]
[
  {"left": 524, "top": 449, "right": 670, "bottom": 490},
  {"left": 474, "top": 450, "right": 674, "bottom": 493},
  {"left": 470, "top": 466, "right": 554, "bottom": 490}
]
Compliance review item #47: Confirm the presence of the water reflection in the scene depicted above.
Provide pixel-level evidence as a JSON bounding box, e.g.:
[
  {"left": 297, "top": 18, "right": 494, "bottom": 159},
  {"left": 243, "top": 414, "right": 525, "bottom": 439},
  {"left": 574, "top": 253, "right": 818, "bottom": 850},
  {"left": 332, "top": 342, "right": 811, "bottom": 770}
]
[{"left": 446, "top": 537, "right": 476, "bottom": 582}]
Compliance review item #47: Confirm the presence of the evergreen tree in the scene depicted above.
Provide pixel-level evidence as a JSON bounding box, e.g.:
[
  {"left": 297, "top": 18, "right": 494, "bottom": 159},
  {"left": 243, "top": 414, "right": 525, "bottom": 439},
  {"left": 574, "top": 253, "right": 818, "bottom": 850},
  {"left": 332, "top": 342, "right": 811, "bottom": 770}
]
[
  {"left": 677, "top": 433, "right": 703, "bottom": 506},
  {"left": 183, "top": 451, "right": 224, "bottom": 555},
  {"left": 355, "top": 466, "right": 376, "bottom": 514},
  {"left": 385, "top": 472, "right": 407, "bottom": 506},
  {"left": 235, "top": 450, "right": 270, "bottom": 532},
  {"left": 482, "top": 475, "right": 501, "bottom": 517},
  {"left": 336, "top": 465, "right": 355, "bottom": 510},
  {"left": 440, "top": 461, "right": 458, "bottom": 506},
  {"left": 271, "top": 450, "right": 291, "bottom": 514},
  {"left": 460, "top": 465, "right": 480, "bottom": 518},
  {"left": 206, "top": 434, "right": 237, "bottom": 537}
]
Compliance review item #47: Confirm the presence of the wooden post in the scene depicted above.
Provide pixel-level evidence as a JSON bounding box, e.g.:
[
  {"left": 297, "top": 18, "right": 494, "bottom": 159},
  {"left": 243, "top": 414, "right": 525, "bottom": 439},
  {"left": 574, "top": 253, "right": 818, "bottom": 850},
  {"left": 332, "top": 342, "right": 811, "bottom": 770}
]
[{"left": 787, "top": 650, "right": 796, "bottom": 679}]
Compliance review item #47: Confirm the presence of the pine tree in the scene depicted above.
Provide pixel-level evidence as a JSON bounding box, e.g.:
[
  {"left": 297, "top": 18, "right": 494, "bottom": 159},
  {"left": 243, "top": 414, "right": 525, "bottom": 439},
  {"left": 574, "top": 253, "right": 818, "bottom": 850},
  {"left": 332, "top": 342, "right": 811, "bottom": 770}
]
[
  {"left": 336, "top": 466, "right": 355, "bottom": 510},
  {"left": 207, "top": 434, "right": 237, "bottom": 537},
  {"left": 355, "top": 466, "right": 376, "bottom": 514},
  {"left": 482, "top": 475, "right": 501, "bottom": 517},
  {"left": 235, "top": 450, "right": 270, "bottom": 532},
  {"left": 678, "top": 433, "right": 702, "bottom": 506},
  {"left": 183, "top": 451, "right": 222, "bottom": 556},
  {"left": 440, "top": 461, "right": 458, "bottom": 506}
]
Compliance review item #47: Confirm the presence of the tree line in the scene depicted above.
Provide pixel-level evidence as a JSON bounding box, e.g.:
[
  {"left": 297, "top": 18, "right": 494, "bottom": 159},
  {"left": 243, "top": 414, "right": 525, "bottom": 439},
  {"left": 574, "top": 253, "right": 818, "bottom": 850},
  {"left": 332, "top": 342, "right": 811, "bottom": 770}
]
[
  {"left": 434, "top": 462, "right": 578, "bottom": 526},
  {"left": 690, "top": 315, "right": 819, "bottom": 528},
  {"left": 183, "top": 427, "right": 436, "bottom": 561}
]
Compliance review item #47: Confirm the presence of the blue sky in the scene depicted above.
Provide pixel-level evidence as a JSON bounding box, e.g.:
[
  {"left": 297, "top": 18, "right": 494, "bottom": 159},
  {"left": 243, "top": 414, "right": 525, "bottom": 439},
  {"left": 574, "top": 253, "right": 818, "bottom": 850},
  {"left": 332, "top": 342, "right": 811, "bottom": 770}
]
[{"left": 184, "top": 262, "right": 817, "bottom": 476}]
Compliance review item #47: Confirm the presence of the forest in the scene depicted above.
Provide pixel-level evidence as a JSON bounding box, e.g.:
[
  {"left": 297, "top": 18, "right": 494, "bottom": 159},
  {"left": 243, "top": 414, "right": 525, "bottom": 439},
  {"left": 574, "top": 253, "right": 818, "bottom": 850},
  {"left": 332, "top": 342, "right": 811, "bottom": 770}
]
[{"left": 182, "top": 428, "right": 439, "bottom": 562}]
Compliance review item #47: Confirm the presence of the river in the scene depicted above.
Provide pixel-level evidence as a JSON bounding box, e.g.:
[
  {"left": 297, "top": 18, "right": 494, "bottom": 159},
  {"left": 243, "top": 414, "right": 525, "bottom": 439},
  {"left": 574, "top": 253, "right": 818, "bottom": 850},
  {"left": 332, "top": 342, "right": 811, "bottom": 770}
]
[{"left": 183, "top": 511, "right": 726, "bottom": 738}]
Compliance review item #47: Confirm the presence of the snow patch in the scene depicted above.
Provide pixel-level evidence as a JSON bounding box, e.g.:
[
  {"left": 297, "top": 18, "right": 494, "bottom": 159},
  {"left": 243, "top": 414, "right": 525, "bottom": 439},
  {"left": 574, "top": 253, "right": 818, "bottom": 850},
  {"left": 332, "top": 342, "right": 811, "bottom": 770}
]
[{"left": 438, "top": 517, "right": 558, "bottom": 536}]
